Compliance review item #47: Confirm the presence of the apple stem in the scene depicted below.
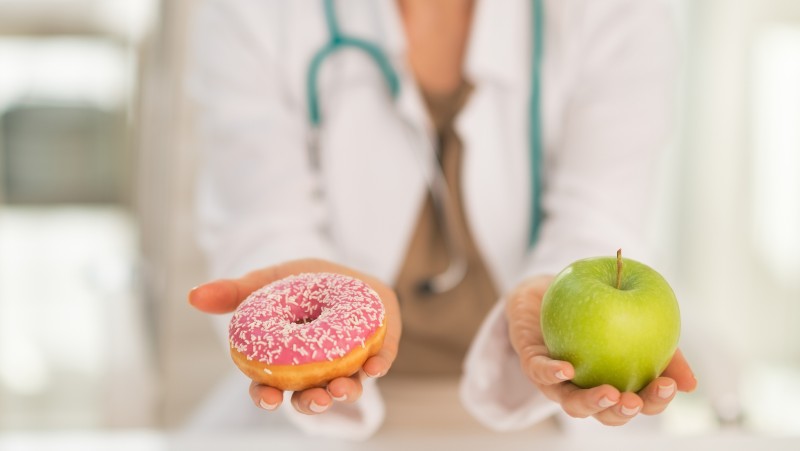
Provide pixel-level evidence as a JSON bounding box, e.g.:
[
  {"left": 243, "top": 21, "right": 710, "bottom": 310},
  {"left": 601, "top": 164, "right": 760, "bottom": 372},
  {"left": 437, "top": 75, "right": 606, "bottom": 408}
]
[{"left": 616, "top": 248, "right": 623, "bottom": 290}]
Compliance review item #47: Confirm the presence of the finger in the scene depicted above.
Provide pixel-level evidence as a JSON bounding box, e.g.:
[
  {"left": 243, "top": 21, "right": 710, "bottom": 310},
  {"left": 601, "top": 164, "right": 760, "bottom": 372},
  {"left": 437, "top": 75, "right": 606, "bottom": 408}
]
[
  {"left": 522, "top": 353, "right": 575, "bottom": 386},
  {"left": 188, "top": 280, "right": 244, "bottom": 314},
  {"left": 661, "top": 348, "right": 697, "bottom": 392},
  {"left": 326, "top": 373, "right": 364, "bottom": 404},
  {"left": 552, "top": 384, "right": 620, "bottom": 419},
  {"left": 593, "top": 391, "right": 643, "bottom": 426},
  {"left": 291, "top": 387, "right": 332, "bottom": 415},
  {"left": 188, "top": 272, "right": 283, "bottom": 314},
  {"left": 249, "top": 382, "right": 284, "bottom": 411},
  {"left": 505, "top": 277, "right": 553, "bottom": 355},
  {"left": 187, "top": 259, "right": 336, "bottom": 314},
  {"left": 640, "top": 377, "right": 677, "bottom": 416},
  {"left": 507, "top": 311, "right": 544, "bottom": 355},
  {"left": 363, "top": 291, "right": 401, "bottom": 379},
  {"left": 362, "top": 320, "right": 400, "bottom": 378}
]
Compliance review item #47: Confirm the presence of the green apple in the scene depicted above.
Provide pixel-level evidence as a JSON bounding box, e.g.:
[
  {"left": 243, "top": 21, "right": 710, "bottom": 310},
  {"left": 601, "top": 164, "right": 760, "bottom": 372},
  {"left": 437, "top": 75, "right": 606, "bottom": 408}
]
[{"left": 540, "top": 250, "right": 680, "bottom": 393}]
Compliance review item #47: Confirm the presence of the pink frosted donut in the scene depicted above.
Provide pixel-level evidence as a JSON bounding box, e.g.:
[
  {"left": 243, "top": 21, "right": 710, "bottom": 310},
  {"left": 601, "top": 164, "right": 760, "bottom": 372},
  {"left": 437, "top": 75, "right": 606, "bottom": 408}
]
[{"left": 228, "top": 272, "right": 386, "bottom": 391}]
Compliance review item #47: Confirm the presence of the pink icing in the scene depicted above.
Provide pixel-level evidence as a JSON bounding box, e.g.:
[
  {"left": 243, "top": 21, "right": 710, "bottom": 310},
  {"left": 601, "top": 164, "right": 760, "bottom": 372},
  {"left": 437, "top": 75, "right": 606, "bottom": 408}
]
[{"left": 229, "top": 272, "right": 385, "bottom": 366}]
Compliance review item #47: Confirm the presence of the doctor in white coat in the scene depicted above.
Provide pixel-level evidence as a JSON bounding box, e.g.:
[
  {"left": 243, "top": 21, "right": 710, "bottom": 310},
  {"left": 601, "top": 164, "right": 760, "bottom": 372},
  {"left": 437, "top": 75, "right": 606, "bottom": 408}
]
[{"left": 186, "top": 0, "right": 697, "bottom": 440}]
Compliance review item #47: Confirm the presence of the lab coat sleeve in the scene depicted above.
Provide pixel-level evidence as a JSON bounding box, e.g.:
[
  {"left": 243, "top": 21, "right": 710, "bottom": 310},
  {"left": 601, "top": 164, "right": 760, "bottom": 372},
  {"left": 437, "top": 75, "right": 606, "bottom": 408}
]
[
  {"left": 524, "top": 0, "right": 679, "bottom": 278},
  {"left": 187, "top": 0, "right": 336, "bottom": 278},
  {"left": 186, "top": 0, "right": 383, "bottom": 438},
  {"left": 460, "top": 300, "right": 561, "bottom": 430},
  {"left": 461, "top": 0, "right": 678, "bottom": 430},
  {"left": 282, "top": 377, "right": 385, "bottom": 441}
]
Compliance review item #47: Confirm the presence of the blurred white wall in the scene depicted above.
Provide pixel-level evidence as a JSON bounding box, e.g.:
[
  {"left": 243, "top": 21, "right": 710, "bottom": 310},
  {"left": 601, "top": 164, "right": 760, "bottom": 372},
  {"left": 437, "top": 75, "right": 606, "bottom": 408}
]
[
  {"left": 676, "top": 0, "right": 800, "bottom": 361},
  {"left": 0, "top": 0, "right": 160, "bottom": 430},
  {"left": 665, "top": 0, "right": 800, "bottom": 432}
]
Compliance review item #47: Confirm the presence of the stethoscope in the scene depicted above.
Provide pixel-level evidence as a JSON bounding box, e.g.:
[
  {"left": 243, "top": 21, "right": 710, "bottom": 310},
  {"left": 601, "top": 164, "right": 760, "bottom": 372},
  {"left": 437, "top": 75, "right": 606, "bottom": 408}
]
[{"left": 306, "top": 0, "right": 544, "bottom": 295}]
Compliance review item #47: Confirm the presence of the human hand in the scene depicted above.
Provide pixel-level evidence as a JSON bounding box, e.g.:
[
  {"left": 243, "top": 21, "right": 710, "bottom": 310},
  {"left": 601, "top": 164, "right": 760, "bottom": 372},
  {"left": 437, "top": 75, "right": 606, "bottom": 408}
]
[
  {"left": 506, "top": 275, "right": 697, "bottom": 426},
  {"left": 188, "top": 258, "right": 402, "bottom": 415}
]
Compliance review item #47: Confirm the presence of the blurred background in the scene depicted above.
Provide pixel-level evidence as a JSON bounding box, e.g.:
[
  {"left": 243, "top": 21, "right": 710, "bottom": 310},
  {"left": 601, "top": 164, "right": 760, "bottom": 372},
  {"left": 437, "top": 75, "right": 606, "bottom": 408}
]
[{"left": 0, "top": 0, "right": 798, "bottom": 447}]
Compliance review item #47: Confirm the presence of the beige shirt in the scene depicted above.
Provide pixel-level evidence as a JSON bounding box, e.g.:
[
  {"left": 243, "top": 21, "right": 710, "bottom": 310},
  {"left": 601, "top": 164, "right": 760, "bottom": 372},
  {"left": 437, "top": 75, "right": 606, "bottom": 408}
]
[{"left": 390, "top": 82, "right": 498, "bottom": 376}]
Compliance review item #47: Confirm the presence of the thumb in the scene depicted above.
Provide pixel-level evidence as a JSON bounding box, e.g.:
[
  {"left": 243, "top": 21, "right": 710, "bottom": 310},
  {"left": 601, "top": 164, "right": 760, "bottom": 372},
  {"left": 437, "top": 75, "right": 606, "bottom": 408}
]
[{"left": 188, "top": 279, "right": 244, "bottom": 314}]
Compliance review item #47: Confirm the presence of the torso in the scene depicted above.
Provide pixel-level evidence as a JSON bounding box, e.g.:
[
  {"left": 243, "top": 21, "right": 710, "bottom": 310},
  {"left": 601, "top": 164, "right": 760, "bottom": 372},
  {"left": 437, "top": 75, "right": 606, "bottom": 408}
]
[{"left": 389, "top": 0, "right": 499, "bottom": 376}]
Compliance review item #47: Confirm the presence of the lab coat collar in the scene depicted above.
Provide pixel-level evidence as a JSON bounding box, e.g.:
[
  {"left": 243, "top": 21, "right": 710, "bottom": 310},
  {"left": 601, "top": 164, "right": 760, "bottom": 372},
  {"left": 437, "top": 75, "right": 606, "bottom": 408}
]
[
  {"left": 374, "top": 0, "right": 437, "bottom": 151},
  {"left": 375, "top": 0, "right": 406, "bottom": 60},
  {"left": 376, "top": 0, "right": 531, "bottom": 88},
  {"left": 465, "top": 0, "right": 531, "bottom": 87}
]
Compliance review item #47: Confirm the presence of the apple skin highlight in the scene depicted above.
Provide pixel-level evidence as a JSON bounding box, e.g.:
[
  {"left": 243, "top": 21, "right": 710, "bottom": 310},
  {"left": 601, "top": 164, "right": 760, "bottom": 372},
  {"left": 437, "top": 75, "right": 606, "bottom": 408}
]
[{"left": 540, "top": 254, "right": 681, "bottom": 393}]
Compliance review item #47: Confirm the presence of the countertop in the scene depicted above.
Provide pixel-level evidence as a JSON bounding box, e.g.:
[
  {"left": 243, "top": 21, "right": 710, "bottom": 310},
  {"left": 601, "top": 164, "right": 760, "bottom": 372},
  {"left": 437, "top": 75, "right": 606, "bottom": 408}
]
[{"left": 3, "top": 377, "right": 799, "bottom": 451}]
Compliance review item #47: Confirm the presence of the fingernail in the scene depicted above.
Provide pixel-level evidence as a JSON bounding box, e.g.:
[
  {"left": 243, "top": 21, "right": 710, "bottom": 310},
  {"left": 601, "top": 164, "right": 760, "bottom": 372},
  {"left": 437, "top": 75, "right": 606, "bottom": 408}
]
[
  {"left": 309, "top": 400, "right": 328, "bottom": 413},
  {"left": 658, "top": 383, "right": 675, "bottom": 399},
  {"left": 259, "top": 399, "right": 278, "bottom": 411},
  {"left": 621, "top": 405, "right": 640, "bottom": 416},
  {"left": 326, "top": 386, "right": 347, "bottom": 402},
  {"left": 599, "top": 396, "right": 617, "bottom": 408},
  {"left": 555, "top": 370, "right": 569, "bottom": 381},
  {"left": 365, "top": 369, "right": 384, "bottom": 378}
]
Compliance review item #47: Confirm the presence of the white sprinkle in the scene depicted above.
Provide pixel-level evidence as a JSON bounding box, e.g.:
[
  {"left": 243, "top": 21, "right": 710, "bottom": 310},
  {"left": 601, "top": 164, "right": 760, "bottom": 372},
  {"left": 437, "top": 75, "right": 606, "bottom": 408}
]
[{"left": 229, "top": 273, "right": 385, "bottom": 367}]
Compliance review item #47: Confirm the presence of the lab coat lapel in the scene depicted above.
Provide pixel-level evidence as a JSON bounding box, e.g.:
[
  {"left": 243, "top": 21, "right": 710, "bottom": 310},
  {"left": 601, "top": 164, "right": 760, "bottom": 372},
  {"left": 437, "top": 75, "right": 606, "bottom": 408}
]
[
  {"left": 366, "top": 0, "right": 534, "bottom": 289},
  {"left": 334, "top": 0, "right": 431, "bottom": 283},
  {"left": 458, "top": 0, "right": 533, "bottom": 292},
  {"left": 375, "top": 0, "right": 437, "bottom": 151},
  {"left": 465, "top": 0, "right": 531, "bottom": 87}
]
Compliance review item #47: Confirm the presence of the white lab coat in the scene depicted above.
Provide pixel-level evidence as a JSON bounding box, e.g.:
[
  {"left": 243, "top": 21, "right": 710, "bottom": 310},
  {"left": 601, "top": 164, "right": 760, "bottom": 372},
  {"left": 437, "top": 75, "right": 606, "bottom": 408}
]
[{"left": 186, "top": 0, "right": 677, "bottom": 440}]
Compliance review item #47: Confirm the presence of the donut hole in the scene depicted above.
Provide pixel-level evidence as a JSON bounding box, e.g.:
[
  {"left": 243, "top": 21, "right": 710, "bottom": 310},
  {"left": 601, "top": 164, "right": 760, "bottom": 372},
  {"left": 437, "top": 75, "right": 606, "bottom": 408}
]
[{"left": 289, "top": 302, "right": 325, "bottom": 325}]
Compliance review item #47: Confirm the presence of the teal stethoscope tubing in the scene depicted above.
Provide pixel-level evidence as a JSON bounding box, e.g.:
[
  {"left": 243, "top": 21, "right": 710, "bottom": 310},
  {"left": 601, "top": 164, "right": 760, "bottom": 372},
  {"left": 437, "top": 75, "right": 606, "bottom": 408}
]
[
  {"left": 529, "top": 0, "right": 543, "bottom": 247},
  {"left": 307, "top": 0, "right": 544, "bottom": 289},
  {"left": 307, "top": 0, "right": 401, "bottom": 126}
]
